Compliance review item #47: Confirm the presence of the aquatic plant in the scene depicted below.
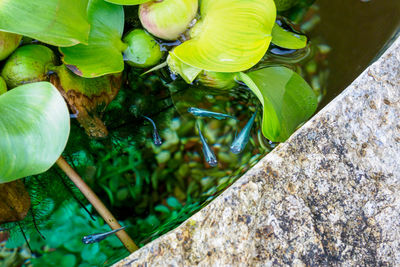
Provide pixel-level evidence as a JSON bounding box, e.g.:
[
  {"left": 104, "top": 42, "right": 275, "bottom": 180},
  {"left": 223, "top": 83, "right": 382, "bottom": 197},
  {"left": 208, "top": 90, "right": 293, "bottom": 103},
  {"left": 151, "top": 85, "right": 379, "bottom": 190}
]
[
  {"left": 0, "top": 0, "right": 322, "bottom": 265},
  {"left": 60, "top": 0, "right": 164, "bottom": 78},
  {"left": 139, "top": 0, "right": 198, "bottom": 40},
  {"left": 0, "top": 31, "right": 21, "bottom": 61},
  {"left": 0, "top": 0, "right": 90, "bottom": 46},
  {"left": 1, "top": 45, "right": 56, "bottom": 88},
  {"left": 123, "top": 29, "right": 164, "bottom": 68},
  {"left": 0, "top": 82, "right": 70, "bottom": 183}
]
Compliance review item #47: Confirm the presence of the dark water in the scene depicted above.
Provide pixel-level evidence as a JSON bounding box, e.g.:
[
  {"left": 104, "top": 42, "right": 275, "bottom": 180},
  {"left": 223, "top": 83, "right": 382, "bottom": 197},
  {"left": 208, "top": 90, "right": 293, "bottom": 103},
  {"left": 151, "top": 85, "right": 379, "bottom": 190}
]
[{"left": 311, "top": 0, "right": 400, "bottom": 108}]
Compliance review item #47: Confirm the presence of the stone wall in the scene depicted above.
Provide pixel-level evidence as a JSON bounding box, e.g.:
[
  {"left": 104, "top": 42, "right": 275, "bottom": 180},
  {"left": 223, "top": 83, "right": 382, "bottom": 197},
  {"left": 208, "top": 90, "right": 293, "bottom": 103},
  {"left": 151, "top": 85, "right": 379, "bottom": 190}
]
[{"left": 116, "top": 36, "right": 400, "bottom": 266}]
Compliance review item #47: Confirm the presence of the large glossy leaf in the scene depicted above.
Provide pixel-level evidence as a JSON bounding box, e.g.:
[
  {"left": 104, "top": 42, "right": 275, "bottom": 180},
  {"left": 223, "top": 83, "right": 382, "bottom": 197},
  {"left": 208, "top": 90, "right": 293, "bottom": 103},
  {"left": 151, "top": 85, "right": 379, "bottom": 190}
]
[
  {"left": 0, "top": 31, "right": 22, "bottom": 61},
  {"left": 173, "top": 0, "right": 276, "bottom": 73},
  {"left": 271, "top": 23, "right": 307, "bottom": 49},
  {"left": 0, "top": 0, "right": 90, "bottom": 47},
  {"left": 60, "top": 0, "right": 126, "bottom": 78},
  {"left": 237, "top": 67, "right": 317, "bottom": 142},
  {"left": 0, "top": 82, "right": 70, "bottom": 183},
  {"left": 105, "top": 0, "right": 151, "bottom": 4}
]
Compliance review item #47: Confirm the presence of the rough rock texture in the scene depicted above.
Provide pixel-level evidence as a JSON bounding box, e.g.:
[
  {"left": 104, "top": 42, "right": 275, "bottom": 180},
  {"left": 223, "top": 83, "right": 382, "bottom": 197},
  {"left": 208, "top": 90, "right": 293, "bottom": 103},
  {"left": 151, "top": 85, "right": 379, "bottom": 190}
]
[{"left": 116, "top": 37, "right": 400, "bottom": 266}]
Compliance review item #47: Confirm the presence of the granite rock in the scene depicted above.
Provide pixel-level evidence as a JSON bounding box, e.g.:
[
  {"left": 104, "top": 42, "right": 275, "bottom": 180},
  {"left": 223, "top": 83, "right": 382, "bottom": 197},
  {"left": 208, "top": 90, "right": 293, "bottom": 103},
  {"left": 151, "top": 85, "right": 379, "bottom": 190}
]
[{"left": 116, "top": 36, "right": 400, "bottom": 266}]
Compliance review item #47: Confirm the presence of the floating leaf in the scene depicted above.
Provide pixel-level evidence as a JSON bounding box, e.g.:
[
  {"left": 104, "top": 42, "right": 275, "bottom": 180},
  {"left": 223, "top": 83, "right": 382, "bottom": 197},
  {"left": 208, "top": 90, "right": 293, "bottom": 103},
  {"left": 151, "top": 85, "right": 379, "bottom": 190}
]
[
  {"left": 0, "top": 180, "right": 31, "bottom": 223},
  {"left": 237, "top": 67, "right": 317, "bottom": 142},
  {"left": 0, "top": 0, "right": 90, "bottom": 46},
  {"left": 167, "top": 52, "right": 201, "bottom": 83},
  {"left": 197, "top": 71, "right": 236, "bottom": 90},
  {"left": 105, "top": 0, "right": 151, "bottom": 4},
  {"left": 0, "top": 82, "right": 70, "bottom": 183},
  {"left": 173, "top": 0, "right": 276, "bottom": 72},
  {"left": 60, "top": 0, "right": 126, "bottom": 78},
  {"left": 271, "top": 23, "right": 307, "bottom": 49},
  {"left": 0, "top": 31, "right": 21, "bottom": 61}
]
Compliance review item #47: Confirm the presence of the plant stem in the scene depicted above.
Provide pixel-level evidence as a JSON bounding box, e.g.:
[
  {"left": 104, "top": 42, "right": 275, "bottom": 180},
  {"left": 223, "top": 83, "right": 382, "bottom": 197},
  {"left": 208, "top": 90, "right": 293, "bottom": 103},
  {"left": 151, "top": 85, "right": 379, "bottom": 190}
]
[{"left": 56, "top": 156, "right": 138, "bottom": 253}]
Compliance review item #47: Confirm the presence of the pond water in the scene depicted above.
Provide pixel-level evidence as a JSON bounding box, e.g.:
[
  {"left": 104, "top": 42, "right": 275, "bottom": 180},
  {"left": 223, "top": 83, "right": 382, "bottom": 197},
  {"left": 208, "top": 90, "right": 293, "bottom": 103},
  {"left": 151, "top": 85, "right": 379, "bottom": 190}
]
[
  {"left": 311, "top": 0, "right": 400, "bottom": 108},
  {"left": 3, "top": 1, "right": 400, "bottom": 266}
]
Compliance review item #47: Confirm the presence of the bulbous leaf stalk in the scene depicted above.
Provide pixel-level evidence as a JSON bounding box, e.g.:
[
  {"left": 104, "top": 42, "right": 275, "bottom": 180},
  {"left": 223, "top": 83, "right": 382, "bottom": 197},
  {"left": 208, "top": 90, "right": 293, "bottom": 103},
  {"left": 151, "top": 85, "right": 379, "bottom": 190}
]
[
  {"left": 1, "top": 45, "right": 56, "bottom": 88},
  {"left": 139, "top": 0, "right": 198, "bottom": 40},
  {"left": 123, "top": 29, "right": 164, "bottom": 68}
]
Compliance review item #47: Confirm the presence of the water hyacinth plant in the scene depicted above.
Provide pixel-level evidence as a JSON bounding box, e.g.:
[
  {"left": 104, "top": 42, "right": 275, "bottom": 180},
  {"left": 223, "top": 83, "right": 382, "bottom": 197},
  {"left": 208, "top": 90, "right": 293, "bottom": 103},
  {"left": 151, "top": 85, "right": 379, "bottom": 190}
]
[
  {"left": 0, "top": 82, "right": 70, "bottom": 183},
  {"left": 0, "top": 0, "right": 320, "bottom": 264}
]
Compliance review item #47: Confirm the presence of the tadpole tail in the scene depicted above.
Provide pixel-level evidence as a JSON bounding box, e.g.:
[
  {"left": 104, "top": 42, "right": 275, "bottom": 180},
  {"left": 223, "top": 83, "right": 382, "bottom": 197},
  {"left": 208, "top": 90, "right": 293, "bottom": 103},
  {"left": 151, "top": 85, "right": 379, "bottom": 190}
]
[{"left": 143, "top": 115, "right": 163, "bottom": 146}]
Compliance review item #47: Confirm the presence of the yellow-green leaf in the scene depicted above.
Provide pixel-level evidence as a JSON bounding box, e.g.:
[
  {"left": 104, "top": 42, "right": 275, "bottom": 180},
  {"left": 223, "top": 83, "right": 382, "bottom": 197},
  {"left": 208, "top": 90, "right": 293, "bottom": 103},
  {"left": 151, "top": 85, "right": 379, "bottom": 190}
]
[
  {"left": 60, "top": 0, "right": 126, "bottom": 78},
  {"left": 173, "top": 0, "right": 276, "bottom": 73},
  {"left": 167, "top": 52, "right": 202, "bottom": 84},
  {"left": 237, "top": 67, "right": 317, "bottom": 142},
  {"left": 271, "top": 23, "right": 307, "bottom": 49},
  {"left": 0, "top": 82, "right": 70, "bottom": 183},
  {"left": 0, "top": 0, "right": 90, "bottom": 47}
]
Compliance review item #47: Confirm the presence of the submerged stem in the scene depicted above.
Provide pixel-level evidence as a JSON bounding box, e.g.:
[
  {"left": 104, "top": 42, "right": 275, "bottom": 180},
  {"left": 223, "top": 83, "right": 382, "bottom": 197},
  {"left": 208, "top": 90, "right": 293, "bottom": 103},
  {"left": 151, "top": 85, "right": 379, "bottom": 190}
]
[{"left": 56, "top": 156, "right": 138, "bottom": 253}]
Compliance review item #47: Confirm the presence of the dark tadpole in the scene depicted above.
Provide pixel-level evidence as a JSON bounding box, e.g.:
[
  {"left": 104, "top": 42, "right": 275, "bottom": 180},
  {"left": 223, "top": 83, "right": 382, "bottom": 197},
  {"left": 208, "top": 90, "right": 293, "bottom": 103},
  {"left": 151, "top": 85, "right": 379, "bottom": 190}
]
[
  {"left": 142, "top": 115, "right": 162, "bottom": 146},
  {"left": 196, "top": 123, "right": 218, "bottom": 167}
]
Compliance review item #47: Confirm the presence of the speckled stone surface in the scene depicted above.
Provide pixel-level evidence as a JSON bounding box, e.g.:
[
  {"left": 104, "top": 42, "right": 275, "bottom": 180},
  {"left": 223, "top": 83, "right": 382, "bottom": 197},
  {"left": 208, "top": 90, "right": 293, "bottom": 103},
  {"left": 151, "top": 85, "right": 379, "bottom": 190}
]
[{"left": 116, "top": 36, "right": 400, "bottom": 266}]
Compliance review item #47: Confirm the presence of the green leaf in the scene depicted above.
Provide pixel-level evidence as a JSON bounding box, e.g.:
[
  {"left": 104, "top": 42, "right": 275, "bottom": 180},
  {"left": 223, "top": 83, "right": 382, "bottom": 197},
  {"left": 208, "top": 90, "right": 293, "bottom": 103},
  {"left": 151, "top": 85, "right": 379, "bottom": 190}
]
[
  {"left": 31, "top": 252, "right": 77, "bottom": 267},
  {"left": 81, "top": 242, "right": 100, "bottom": 262},
  {"left": 0, "top": 0, "right": 90, "bottom": 47},
  {"left": 0, "top": 31, "right": 21, "bottom": 61},
  {"left": 166, "top": 197, "right": 182, "bottom": 210},
  {"left": 0, "top": 82, "right": 70, "bottom": 183},
  {"left": 173, "top": 0, "right": 276, "bottom": 73},
  {"left": 105, "top": 0, "right": 151, "bottom": 4},
  {"left": 0, "top": 76, "right": 6, "bottom": 95},
  {"left": 271, "top": 23, "right": 307, "bottom": 49},
  {"left": 155, "top": 205, "right": 170, "bottom": 214},
  {"left": 60, "top": 0, "right": 126, "bottom": 78},
  {"left": 167, "top": 52, "right": 202, "bottom": 83},
  {"left": 237, "top": 67, "right": 317, "bottom": 142}
]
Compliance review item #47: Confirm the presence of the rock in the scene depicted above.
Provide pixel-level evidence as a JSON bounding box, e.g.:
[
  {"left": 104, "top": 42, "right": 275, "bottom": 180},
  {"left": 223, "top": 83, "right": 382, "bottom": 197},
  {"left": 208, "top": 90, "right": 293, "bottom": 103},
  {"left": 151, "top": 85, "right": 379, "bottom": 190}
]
[{"left": 116, "top": 36, "right": 400, "bottom": 266}]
